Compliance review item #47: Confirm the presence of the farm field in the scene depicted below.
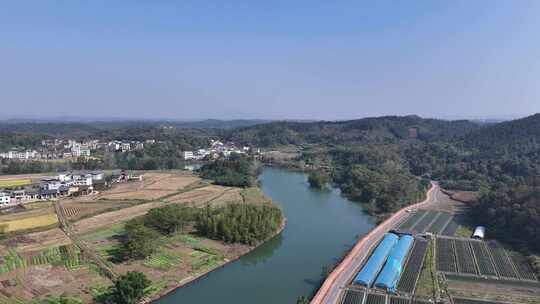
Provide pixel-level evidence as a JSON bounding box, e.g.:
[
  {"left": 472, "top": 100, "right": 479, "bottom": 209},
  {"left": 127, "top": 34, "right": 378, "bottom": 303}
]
[
  {"left": 446, "top": 275, "right": 540, "bottom": 304},
  {"left": 413, "top": 211, "right": 440, "bottom": 233},
  {"left": 398, "top": 210, "right": 427, "bottom": 230},
  {"left": 390, "top": 297, "right": 410, "bottom": 304},
  {"left": 441, "top": 220, "right": 459, "bottom": 236},
  {"left": 93, "top": 172, "right": 201, "bottom": 201},
  {"left": 341, "top": 289, "right": 364, "bottom": 304},
  {"left": 77, "top": 217, "right": 252, "bottom": 301},
  {"left": 470, "top": 241, "right": 497, "bottom": 276},
  {"left": 414, "top": 241, "right": 436, "bottom": 298},
  {"left": 365, "top": 293, "right": 386, "bottom": 304},
  {"left": 425, "top": 212, "right": 452, "bottom": 234},
  {"left": 436, "top": 237, "right": 537, "bottom": 284},
  {"left": 454, "top": 239, "right": 478, "bottom": 275},
  {"left": 0, "top": 170, "right": 274, "bottom": 303},
  {"left": 437, "top": 238, "right": 539, "bottom": 304},
  {"left": 398, "top": 239, "right": 429, "bottom": 294},
  {"left": 0, "top": 203, "right": 58, "bottom": 233},
  {"left": 436, "top": 238, "right": 457, "bottom": 273},
  {"left": 0, "top": 178, "right": 32, "bottom": 189},
  {"left": 0, "top": 240, "right": 110, "bottom": 303}
]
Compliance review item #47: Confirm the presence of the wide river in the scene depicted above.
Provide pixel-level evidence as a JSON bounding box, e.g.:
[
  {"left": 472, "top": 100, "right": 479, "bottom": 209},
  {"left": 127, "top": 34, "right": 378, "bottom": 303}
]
[{"left": 156, "top": 167, "right": 375, "bottom": 304}]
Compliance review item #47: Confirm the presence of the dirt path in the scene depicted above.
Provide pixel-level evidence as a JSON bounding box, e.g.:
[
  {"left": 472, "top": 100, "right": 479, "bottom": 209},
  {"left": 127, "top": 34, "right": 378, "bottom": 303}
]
[{"left": 54, "top": 201, "right": 118, "bottom": 279}]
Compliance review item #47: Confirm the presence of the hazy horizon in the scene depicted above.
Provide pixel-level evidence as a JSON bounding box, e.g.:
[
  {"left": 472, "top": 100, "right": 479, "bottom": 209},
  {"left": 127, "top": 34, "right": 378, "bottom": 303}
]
[
  {"left": 2, "top": 1, "right": 540, "bottom": 120},
  {"left": 0, "top": 113, "right": 529, "bottom": 123}
]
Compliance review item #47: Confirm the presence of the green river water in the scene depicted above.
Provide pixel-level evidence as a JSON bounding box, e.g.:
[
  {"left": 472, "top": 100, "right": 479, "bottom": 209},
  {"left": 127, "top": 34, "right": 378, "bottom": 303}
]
[{"left": 155, "top": 167, "right": 375, "bottom": 304}]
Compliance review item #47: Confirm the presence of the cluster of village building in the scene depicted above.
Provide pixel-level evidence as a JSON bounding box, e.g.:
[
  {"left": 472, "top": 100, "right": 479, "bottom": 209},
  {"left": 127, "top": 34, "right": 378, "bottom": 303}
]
[
  {"left": 0, "top": 139, "right": 156, "bottom": 160},
  {"left": 182, "top": 139, "right": 255, "bottom": 160},
  {"left": 0, "top": 170, "right": 142, "bottom": 208}
]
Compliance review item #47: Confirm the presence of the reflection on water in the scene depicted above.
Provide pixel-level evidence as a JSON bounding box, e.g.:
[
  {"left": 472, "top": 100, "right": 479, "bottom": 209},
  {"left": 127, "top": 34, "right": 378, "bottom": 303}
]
[{"left": 240, "top": 233, "right": 283, "bottom": 267}]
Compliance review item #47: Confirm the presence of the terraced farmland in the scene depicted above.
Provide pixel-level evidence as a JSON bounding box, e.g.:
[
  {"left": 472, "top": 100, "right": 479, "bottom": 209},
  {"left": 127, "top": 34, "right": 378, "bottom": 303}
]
[
  {"left": 425, "top": 212, "right": 452, "bottom": 234},
  {"left": 365, "top": 293, "right": 386, "bottom": 304},
  {"left": 398, "top": 239, "right": 429, "bottom": 294},
  {"left": 399, "top": 210, "right": 427, "bottom": 230},
  {"left": 341, "top": 290, "right": 364, "bottom": 304},
  {"left": 454, "top": 240, "right": 477, "bottom": 275},
  {"left": 469, "top": 241, "right": 497, "bottom": 276},
  {"left": 436, "top": 238, "right": 457, "bottom": 273},
  {"left": 486, "top": 242, "right": 519, "bottom": 279}
]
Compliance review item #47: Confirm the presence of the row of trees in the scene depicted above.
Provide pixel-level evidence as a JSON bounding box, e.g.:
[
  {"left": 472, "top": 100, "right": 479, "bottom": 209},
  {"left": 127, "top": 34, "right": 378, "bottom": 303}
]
[
  {"left": 197, "top": 204, "right": 284, "bottom": 245},
  {"left": 123, "top": 205, "right": 199, "bottom": 258},
  {"left": 122, "top": 203, "right": 284, "bottom": 258}
]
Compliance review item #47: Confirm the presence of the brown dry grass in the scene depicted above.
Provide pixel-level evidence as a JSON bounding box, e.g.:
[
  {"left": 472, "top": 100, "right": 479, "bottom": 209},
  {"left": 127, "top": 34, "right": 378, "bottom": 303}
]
[
  {"left": 100, "top": 190, "right": 173, "bottom": 201},
  {"left": 145, "top": 176, "right": 200, "bottom": 191},
  {"left": 93, "top": 172, "right": 201, "bottom": 202},
  {"left": 0, "top": 228, "right": 70, "bottom": 254},
  {"left": 72, "top": 201, "right": 167, "bottom": 234},
  {"left": 0, "top": 262, "right": 110, "bottom": 303},
  {"left": 61, "top": 200, "right": 137, "bottom": 221},
  {"left": 72, "top": 184, "right": 242, "bottom": 234}
]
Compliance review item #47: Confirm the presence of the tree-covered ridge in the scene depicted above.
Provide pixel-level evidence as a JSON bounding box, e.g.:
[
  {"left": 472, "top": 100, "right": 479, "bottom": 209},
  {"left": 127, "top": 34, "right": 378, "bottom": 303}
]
[
  {"left": 234, "top": 114, "right": 540, "bottom": 253},
  {"left": 227, "top": 115, "right": 482, "bottom": 147}
]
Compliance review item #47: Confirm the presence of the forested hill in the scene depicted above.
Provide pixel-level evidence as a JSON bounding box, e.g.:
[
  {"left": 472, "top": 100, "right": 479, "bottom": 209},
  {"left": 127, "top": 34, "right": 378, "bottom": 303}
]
[
  {"left": 226, "top": 115, "right": 482, "bottom": 147},
  {"left": 0, "top": 119, "right": 269, "bottom": 137},
  {"left": 231, "top": 114, "right": 540, "bottom": 254},
  {"left": 462, "top": 113, "right": 540, "bottom": 152}
]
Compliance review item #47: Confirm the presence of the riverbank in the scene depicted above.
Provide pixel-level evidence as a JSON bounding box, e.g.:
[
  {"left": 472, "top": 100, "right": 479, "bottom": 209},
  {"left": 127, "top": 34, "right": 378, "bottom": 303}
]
[
  {"left": 143, "top": 217, "right": 287, "bottom": 303},
  {"left": 0, "top": 171, "right": 284, "bottom": 304},
  {"left": 310, "top": 182, "right": 436, "bottom": 304},
  {"left": 152, "top": 167, "right": 375, "bottom": 304}
]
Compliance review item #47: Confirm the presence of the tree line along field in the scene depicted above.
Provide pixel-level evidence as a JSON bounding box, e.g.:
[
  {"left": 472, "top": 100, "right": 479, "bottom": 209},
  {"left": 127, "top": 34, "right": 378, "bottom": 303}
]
[{"left": 0, "top": 171, "right": 275, "bottom": 303}]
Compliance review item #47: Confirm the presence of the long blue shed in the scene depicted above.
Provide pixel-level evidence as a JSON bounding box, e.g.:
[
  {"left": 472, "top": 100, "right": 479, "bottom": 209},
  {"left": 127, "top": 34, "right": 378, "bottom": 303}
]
[
  {"left": 352, "top": 233, "right": 399, "bottom": 287},
  {"left": 374, "top": 235, "right": 414, "bottom": 292}
]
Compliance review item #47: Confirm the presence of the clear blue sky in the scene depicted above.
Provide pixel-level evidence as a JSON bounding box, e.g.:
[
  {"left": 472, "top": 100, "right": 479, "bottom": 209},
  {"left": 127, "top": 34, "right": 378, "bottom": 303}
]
[{"left": 1, "top": 1, "right": 539, "bottom": 120}]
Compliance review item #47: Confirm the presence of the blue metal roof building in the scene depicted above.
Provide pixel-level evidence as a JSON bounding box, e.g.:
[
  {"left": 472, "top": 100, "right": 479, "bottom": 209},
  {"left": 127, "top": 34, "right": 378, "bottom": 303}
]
[
  {"left": 374, "top": 235, "right": 414, "bottom": 292},
  {"left": 352, "top": 233, "right": 399, "bottom": 287}
]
